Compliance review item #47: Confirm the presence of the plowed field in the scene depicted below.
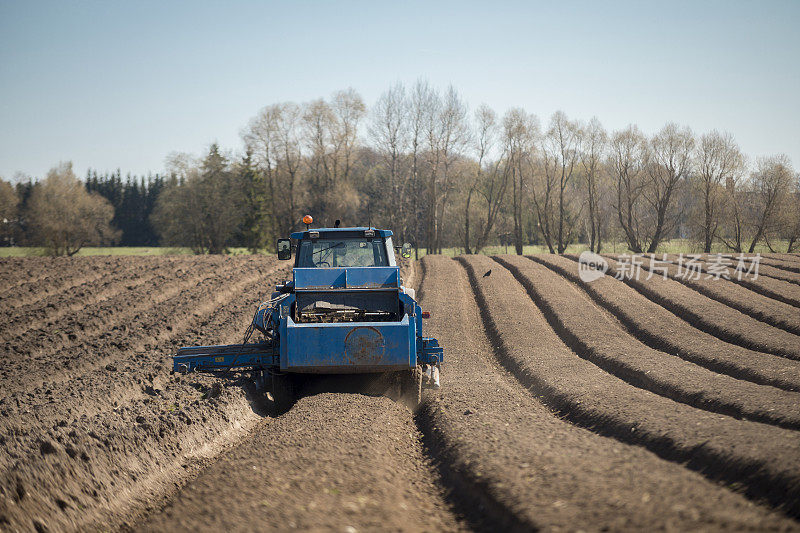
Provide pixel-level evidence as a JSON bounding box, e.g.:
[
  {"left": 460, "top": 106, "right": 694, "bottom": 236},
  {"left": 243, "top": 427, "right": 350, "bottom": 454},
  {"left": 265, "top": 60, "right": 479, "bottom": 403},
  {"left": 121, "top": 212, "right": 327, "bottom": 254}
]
[{"left": 2, "top": 253, "right": 799, "bottom": 532}]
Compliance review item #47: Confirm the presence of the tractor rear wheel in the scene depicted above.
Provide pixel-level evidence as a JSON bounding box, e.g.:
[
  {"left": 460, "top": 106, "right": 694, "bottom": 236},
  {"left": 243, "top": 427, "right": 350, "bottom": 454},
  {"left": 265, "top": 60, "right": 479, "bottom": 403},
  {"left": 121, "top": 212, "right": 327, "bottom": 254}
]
[{"left": 269, "top": 372, "right": 295, "bottom": 415}]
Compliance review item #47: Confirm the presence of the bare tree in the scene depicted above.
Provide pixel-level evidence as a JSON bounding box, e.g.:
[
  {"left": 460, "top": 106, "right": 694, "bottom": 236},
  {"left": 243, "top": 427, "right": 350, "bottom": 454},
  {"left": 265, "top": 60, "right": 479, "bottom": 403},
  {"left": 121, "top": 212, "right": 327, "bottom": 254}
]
[
  {"left": 407, "top": 80, "right": 436, "bottom": 256},
  {"left": 164, "top": 152, "right": 197, "bottom": 180},
  {"left": 153, "top": 145, "right": 244, "bottom": 253},
  {"left": 644, "top": 123, "right": 694, "bottom": 252},
  {"left": 421, "top": 86, "right": 443, "bottom": 253},
  {"left": 302, "top": 90, "right": 366, "bottom": 225},
  {"left": 243, "top": 105, "right": 279, "bottom": 245},
  {"left": 717, "top": 160, "right": 749, "bottom": 253},
  {"left": 609, "top": 126, "right": 649, "bottom": 252},
  {"left": 433, "top": 86, "right": 470, "bottom": 253},
  {"left": 26, "top": 162, "right": 118, "bottom": 256},
  {"left": 463, "top": 104, "right": 498, "bottom": 253},
  {"left": 542, "top": 111, "right": 582, "bottom": 253},
  {"left": 579, "top": 118, "right": 607, "bottom": 252},
  {"left": 331, "top": 88, "right": 366, "bottom": 186},
  {"left": 244, "top": 103, "right": 306, "bottom": 240},
  {"left": 303, "top": 98, "right": 336, "bottom": 217},
  {"left": 503, "top": 108, "right": 539, "bottom": 254},
  {"left": 593, "top": 164, "right": 616, "bottom": 253},
  {"left": 787, "top": 172, "right": 800, "bottom": 252},
  {"left": 746, "top": 155, "right": 795, "bottom": 252},
  {"left": 274, "top": 103, "right": 304, "bottom": 234},
  {"left": 692, "top": 131, "right": 745, "bottom": 252},
  {"left": 473, "top": 158, "right": 508, "bottom": 253},
  {"left": 369, "top": 83, "right": 409, "bottom": 235}
]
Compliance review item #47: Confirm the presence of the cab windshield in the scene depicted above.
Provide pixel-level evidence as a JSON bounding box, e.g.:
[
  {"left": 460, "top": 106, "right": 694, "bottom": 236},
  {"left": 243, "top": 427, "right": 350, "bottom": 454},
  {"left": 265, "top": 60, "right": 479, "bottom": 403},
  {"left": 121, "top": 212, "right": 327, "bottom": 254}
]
[{"left": 296, "top": 238, "right": 388, "bottom": 268}]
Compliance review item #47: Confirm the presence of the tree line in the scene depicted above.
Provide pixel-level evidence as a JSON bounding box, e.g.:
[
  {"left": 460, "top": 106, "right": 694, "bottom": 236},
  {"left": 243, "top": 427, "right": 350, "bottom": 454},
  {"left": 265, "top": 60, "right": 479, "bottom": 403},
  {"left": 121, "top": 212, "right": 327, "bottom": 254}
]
[
  {"left": 1, "top": 166, "right": 167, "bottom": 253},
  {"left": 1, "top": 82, "right": 798, "bottom": 255},
  {"left": 85, "top": 170, "right": 166, "bottom": 246}
]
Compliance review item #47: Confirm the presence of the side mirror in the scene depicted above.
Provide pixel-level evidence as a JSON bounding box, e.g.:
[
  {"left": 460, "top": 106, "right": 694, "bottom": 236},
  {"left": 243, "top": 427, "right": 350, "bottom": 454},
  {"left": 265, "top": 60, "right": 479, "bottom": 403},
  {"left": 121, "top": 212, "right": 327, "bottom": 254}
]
[
  {"left": 401, "top": 242, "right": 412, "bottom": 259},
  {"left": 277, "top": 239, "right": 292, "bottom": 260}
]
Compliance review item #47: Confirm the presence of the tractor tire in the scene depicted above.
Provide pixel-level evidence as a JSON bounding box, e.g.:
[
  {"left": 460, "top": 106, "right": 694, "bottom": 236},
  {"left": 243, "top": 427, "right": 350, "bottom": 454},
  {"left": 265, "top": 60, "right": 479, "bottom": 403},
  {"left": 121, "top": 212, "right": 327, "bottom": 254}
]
[
  {"left": 399, "top": 366, "right": 423, "bottom": 409},
  {"left": 269, "top": 372, "right": 295, "bottom": 415}
]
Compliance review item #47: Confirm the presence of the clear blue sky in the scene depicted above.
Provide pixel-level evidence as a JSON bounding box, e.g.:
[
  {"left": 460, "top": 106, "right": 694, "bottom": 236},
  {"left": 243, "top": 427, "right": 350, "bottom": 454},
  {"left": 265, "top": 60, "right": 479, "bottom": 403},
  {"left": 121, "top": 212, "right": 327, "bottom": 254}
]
[{"left": 1, "top": 0, "right": 798, "bottom": 180}]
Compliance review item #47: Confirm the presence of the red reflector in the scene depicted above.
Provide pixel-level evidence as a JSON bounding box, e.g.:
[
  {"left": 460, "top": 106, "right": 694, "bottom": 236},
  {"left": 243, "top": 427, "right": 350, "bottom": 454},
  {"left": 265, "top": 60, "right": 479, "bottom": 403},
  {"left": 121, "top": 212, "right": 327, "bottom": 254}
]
[{"left": 421, "top": 311, "right": 431, "bottom": 319}]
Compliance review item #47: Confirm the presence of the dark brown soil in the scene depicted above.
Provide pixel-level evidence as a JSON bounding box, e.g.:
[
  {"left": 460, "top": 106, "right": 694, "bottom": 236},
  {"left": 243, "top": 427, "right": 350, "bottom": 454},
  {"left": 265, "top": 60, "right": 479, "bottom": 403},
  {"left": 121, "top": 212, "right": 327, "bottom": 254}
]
[
  {"left": 457, "top": 254, "right": 800, "bottom": 519},
  {"left": 599, "top": 254, "right": 800, "bottom": 359},
  {"left": 628, "top": 254, "right": 800, "bottom": 335},
  {"left": 535, "top": 253, "right": 800, "bottom": 391},
  {"left": 658, "top": 253, "right": 800, "bottom": 306},
  {"left": 139, "top": 393, "right": 463, "bottom": 532},
  {"left": 761, "top": 254, "right": 800, "bottom": 271},
  {"left": 0, "top": 256, "right": 292, "bottom": 531},
  {"left": 751, "top": 262, "right": 800, "bottom": 285},
  {"left": 1, "top": 256, "right": 274, "bottom": 395},
  {"left": 2, "top": 254, "right": 800, "bottom": 531},
  {"left": 0, "top": 256, "right": 127, "bottom": 299},
  {"left": 417, "top": 255, "right": 795, "bottom": 530},
  {"left": 685, "top": 254, "right": 800, "bottom": 284},
  {"left": 491, "top": 255, "right": 800, "bottom": 430},
  {"left": 714, "top": 260, "right": 800, "bottom": 306}
]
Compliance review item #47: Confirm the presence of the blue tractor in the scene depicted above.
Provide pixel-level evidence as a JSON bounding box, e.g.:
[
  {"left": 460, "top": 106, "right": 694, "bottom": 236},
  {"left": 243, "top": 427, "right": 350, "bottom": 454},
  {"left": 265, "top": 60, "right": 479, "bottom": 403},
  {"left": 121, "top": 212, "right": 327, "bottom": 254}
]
[{"left": 172, "top": 220, "right": 443, "bottom": 411}]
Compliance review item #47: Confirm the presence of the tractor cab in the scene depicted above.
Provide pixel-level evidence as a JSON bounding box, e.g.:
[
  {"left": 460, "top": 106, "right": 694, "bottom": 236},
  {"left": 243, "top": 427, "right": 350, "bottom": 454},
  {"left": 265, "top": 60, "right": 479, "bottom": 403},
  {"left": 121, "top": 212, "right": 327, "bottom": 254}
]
[
  {"left": 283, "top": 228, "right": 395, "bottom": 269},
  {"left": 278, "top": 227, "right": 411, "bottom": 267},
  {"left": 275, "top": 227, "right": 406, "bottom": 324}
]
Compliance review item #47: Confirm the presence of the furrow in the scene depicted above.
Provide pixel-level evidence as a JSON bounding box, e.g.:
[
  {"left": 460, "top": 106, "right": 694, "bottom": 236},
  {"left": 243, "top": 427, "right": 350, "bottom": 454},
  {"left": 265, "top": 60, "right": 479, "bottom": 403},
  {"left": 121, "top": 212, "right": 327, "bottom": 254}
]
[
  {"left": 0, "top": 259, "right": 289, "bottom": 533},
  {"left": 0, "top": 264, "right": 168, "bottom": 344},
  {"left": 1, "top": 257, "right": 227, "bottom": 363},
  {"left": 0, "top": 257, "right": 88, "bottom": 295},
  {"left": 762, "top": 254, "right": 800, "bottom": 270},
  {"left": 0, "top": 263, "right": 289, "bottom": 437},
  {"left": 1, "top": 255, "right": 234, "bottom": 360},
  {"left": 660, "top": 253, "right": 800, "bottom": 304},
  {"left": 0, "top": 256, "right": 136, "bottom": 305},
  {"left": 488, "top": 255, "right": 800, "bottom": 431},
  {"left": 0, "top": 367, "right": 266, "bottom": 533},
  {"left": 138, "top": 394, "right": 466, "bottom": 533},
  {"left": 414, "top": 255, "right": 793, "bottom": 529},
  {"left": 535, "top": 253, "right": 800, "bottom": 391},
  {"left": 599, "top": 254, "right": 800, "bottom": 359},
  {"left": 458, "top": 253, "right": 800, "bottom": 518},
  {"left": 629, "top": 254, "right": 800, "bottom": 334},
  {"left": 0, "top": 258, "right": 279, "bottom": 397},
  {"left": 2, "top": 268, "right": 111, "bottom": 310},
  {"left": 693, "top": 254, "right": 800, "bottom": 285},
  {"left": 753, "top": 263, "right": 800, "bottom": 285}
]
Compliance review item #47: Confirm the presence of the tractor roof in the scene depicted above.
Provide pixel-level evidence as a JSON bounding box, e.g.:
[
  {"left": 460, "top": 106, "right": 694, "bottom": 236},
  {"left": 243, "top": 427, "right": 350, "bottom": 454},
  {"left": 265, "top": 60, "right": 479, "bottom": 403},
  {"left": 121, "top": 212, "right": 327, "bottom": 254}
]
[{"left": 290, "top": 227, "right": 393, "bottom": 240}]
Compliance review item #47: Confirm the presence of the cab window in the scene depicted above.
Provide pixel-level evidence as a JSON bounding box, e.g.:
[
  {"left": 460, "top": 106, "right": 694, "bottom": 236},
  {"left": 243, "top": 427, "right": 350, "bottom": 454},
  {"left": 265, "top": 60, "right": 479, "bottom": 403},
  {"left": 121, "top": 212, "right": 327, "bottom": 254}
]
[{"left": 296, "top": 238, "right": 388, "bottom": 268}]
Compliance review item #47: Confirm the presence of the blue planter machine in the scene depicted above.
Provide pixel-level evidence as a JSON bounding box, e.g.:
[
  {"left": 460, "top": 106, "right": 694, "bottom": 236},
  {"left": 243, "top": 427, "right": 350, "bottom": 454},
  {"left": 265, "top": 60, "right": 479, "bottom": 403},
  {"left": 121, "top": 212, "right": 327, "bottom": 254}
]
[{"left": 172, "top": 225, "right": 443, "bottom": 409}]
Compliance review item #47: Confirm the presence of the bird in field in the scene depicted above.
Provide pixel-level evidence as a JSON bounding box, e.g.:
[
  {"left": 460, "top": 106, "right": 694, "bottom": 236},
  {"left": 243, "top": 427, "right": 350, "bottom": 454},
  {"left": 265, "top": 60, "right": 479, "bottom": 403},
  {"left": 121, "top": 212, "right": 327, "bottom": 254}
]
[{"left": 483, "top": 269, "right": 492, "bottom": 278}]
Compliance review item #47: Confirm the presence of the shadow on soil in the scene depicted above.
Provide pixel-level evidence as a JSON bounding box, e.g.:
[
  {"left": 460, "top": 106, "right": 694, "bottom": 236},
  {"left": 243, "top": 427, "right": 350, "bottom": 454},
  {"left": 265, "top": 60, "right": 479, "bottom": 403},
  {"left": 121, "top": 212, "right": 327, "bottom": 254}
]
[
  {"left": 187, "top": 371, "right": 404, "bottom": 417},
  {"left": 187, "top": 370, "right": 519, "bottom": 531}
]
